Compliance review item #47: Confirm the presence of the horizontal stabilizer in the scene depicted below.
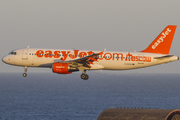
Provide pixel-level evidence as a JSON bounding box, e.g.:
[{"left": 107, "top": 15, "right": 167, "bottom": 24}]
[{"left": 154, "top": 55, "right": 174, "bottom": 60}]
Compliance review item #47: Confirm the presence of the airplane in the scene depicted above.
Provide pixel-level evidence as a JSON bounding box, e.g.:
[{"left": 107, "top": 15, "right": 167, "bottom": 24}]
[{"left": 2, "top": 25, "right": 179, "bottom": 80}]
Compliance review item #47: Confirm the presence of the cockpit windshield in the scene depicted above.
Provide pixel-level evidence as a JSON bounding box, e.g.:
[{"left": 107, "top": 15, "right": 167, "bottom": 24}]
[{"left": 9, "top": 51, "right": 17, "bottom": 55}]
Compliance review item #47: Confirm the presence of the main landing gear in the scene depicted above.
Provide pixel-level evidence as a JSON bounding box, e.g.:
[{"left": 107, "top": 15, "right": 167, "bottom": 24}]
[
  {"left": 81, "top": 70, "right": 89, "bottom": 80},
  {"left": 81, "top": 74, "right": 89, "bottom": 80},
  {"left": 23, "top": 66, "right": 28, "bottom": 77}
]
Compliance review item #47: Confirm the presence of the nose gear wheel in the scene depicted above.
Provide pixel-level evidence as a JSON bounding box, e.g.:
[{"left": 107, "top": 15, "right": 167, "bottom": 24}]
[
  {"left": 23, "top": 66, "right": 28, "bottom": 77},
  {"left": 23, "top": 73, "right": 27, "bottom": 77}
]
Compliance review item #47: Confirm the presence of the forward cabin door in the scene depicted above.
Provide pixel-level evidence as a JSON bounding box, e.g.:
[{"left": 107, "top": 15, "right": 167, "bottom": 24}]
[{"left": 22, "top": 49, "right": 28, "bottom": 60}]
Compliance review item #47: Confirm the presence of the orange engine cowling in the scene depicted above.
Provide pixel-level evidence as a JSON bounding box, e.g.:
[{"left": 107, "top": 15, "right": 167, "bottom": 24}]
[{"left": 52, "top": 63, "right": 72, "bottom": 74}]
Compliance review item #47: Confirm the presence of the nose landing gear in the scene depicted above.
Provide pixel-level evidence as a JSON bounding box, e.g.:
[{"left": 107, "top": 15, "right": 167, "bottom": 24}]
[
  {"left": 23, "top": 73, "right": 27, "bottom": 77},
  {"left": 23, "top": 66, "right": 28, "bottom": 77}
]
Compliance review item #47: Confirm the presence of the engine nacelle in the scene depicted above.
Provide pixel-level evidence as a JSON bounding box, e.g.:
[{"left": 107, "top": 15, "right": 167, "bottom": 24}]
[{"left": 52, "top": 63, "right": 78, "bottom": 74}]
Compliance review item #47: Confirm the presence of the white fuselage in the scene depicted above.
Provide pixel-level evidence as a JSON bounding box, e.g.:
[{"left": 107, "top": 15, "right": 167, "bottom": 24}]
[{"left": 2, "top": 48, "right": 179, "bottom": 70}]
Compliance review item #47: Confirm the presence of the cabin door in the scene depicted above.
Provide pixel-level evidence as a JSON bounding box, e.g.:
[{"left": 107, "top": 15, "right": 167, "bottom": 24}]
[{"left": 22, "top": 49, "right": 28, "bottom": 60}]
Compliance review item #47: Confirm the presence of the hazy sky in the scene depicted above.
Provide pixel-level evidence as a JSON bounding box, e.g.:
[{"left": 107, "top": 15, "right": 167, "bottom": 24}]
[{"left": 1, "top": 0, "right": 180, "bottom": 74}]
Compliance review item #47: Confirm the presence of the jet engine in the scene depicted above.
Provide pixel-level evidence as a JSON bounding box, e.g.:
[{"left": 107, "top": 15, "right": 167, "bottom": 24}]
[{"left": 52, "top": 63, "right": 78, "bottom": 74}]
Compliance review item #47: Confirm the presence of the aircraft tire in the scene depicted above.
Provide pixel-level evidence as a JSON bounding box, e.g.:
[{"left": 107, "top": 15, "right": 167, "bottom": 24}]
[
  {"left": 84, "top": 75, "right": 89, "bottom": 80},
  {"left": 23, "top": 73, "right": 27, "bottom": 77},
  {"left": 81, "top": 74, "right": 86, "bottom": 79}
]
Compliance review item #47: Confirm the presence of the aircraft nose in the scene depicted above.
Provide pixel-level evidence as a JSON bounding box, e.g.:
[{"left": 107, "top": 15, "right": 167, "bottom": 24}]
[{"left": 2, "top": 56, "right": 9, "bottom": 63}]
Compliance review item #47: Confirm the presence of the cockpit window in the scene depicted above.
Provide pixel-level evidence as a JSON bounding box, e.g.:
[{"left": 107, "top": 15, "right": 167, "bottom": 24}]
[{"left": 9, "top": 51, "right": 17, "bottom": 55}]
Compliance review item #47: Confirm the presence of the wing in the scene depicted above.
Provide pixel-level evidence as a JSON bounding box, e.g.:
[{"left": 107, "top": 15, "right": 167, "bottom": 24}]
[{"left": 54, "top": 51, "right": 103, "bottom": 69}]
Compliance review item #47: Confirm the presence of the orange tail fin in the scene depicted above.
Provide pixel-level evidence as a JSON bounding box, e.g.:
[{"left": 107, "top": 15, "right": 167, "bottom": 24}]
[{"left": 141, "top": 25, "right": 177, "bottom": 54}]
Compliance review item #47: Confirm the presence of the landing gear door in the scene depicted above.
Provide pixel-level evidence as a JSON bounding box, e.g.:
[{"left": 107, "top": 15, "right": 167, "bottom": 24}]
[{"left": 22, "top": 49, "right": 28, "bottom": 60}]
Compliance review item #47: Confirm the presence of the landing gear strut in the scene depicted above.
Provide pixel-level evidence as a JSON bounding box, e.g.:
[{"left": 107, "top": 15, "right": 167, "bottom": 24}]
[
  {"left": 23, "top": 66, "right": 28, "bottom": 77},
  {"left": 80, "top": 70, "right": 89, "bottom": 80}
]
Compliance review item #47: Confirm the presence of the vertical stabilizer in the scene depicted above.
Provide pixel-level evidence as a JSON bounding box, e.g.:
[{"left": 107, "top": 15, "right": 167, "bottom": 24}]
[{"left": 141, "top": 25, "right": 177, "bottom": 54}]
